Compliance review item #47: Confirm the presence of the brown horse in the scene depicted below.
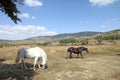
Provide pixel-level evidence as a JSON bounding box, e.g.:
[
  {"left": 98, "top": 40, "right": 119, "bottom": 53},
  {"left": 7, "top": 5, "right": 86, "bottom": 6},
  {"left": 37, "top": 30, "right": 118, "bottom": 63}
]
[{"left": 67, "top": 46, "right": 89, "bottom": 59}]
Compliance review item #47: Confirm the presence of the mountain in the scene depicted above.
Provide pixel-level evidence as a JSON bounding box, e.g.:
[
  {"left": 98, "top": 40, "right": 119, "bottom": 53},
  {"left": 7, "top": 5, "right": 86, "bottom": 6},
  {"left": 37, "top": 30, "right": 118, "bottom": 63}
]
[
  {"left": 103, "top": 29, "right": 120, "bottom": 35},
  {"left": 0, "top": 39, "right": 13, "bottom": 42},
  {"left": 1, "top": 29, "right": 120, "bottom": 43},
  {"left": 24, "top": 31, "right": 102, "bottom": 43}
]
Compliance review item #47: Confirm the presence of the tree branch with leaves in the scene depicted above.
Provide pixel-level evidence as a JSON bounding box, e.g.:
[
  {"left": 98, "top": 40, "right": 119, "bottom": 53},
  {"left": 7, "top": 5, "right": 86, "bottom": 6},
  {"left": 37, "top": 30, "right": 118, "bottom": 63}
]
[{"left": 0, "top": 0, "right": 23, "bottom": 24}]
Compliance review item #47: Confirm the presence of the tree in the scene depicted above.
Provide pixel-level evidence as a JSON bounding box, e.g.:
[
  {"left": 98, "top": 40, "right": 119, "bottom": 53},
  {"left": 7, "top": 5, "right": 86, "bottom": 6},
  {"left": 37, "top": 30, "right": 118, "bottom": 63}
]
[
  {"left": 80, "top": 38, "right": 89, "bottom": 45},
  {"left": 59, "top": 38, "right": 79, "bottom": 45},
  {"left": 95, "top": 35, "right": 103, "bottom": 44},
  {"left": 0, "top": 0, "right": 23, "bottom": 24}
]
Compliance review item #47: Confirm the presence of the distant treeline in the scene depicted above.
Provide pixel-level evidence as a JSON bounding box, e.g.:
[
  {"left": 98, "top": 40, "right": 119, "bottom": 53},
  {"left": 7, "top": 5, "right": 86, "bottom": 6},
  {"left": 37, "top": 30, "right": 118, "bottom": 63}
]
[
  {"left": 59, "top": 38, "right": 89, "bottom": 45},
  {"left": 95, "top": 34, "right": 120, "bottom": 40},
  {"left": 0, "top": 33, "right": 120, "bottom": 48},
  {"left": 59, "top": 33, "right": 120, "bottom": 45},
  {"left": 0, "top": 42, "right": 52, "bottom": 48}
]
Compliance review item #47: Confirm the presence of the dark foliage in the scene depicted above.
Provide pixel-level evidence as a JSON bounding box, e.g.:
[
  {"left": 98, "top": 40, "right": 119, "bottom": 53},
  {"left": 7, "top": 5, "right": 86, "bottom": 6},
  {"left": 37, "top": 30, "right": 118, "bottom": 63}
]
[{"left": 0, "top": 0, "right": 23, "bottom": 24}]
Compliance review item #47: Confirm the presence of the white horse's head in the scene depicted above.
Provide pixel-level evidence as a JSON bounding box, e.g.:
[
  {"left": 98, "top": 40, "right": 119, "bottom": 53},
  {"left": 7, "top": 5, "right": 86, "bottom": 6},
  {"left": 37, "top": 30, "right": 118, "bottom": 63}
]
[
  {"left": 40, "top": 54, "right": 48, "bottom": 69},
  {"left": 40, "top": 64, "right": 48, "bottom": 69}
]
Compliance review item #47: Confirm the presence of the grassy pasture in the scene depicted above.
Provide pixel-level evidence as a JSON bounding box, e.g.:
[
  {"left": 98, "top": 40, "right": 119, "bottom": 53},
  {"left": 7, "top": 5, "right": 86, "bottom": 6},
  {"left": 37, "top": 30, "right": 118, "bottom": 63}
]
[{"left": 0, "top": 45, "right": 120, "bottom": 80}]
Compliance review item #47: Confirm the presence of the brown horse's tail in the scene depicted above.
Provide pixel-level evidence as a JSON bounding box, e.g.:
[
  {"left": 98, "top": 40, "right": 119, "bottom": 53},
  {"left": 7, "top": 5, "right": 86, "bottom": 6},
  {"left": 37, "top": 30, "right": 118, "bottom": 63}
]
[
  {"left": 66, "top": 49, "right": 70, "bottom": 59},
  {"left": 15, "top": 51, "right": 20, "bottom": 63}
]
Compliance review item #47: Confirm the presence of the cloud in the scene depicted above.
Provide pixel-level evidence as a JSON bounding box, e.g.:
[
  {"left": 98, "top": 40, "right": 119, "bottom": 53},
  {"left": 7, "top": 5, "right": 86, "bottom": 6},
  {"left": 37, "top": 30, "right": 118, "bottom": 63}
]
[
  {"left": 24, "top": 0, "right": 43, "bottom": 7},
  {"left": 101, "top": 25, "right": 107, "bottom": 28},
  {"left": 89, "top": 0, "right": 118, "bottom": 7},
  {"left": 0, "top": 24, "right": 57, "bottom": 40},
  {"left": 19, "top": 13, "right": 30, "bottom": 18},
  {"left": 19, "top": 13, "right": 35, "bottom": 19},
  {"left": 101, "top": 18, "right": 119, "bottom": 28}
]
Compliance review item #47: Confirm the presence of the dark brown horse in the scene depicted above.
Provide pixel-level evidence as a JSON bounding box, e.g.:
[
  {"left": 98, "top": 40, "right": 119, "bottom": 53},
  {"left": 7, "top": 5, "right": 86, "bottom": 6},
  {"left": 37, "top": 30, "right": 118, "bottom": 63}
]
[{"left": 67, "top": 46, "right": 89, "bottom": 59}]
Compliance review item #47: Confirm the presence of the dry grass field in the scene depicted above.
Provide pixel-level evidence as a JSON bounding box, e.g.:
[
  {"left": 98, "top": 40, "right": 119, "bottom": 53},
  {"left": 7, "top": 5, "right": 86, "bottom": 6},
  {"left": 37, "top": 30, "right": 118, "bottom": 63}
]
[{"left": 0, "top": 45, "right": 120, "bottom": 80}]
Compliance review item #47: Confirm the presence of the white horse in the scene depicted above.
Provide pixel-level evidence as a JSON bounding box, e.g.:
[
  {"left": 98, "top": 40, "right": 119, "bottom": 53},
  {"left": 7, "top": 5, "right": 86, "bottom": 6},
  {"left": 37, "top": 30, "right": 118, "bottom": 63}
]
[{"left": 15, "top": 47, "right": 48, "bottom": 70}]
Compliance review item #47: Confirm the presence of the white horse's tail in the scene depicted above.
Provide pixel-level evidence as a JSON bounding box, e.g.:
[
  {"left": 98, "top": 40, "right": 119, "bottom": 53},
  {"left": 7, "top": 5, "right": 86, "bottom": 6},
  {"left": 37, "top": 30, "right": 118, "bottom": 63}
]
[{"left": 15, "top": 51, "right": 20, "bottom": 63}]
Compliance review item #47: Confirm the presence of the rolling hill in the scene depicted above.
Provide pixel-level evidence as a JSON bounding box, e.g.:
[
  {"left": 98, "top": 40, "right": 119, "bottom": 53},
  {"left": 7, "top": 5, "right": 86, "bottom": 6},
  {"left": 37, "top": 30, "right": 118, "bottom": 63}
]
[
  {"left": 0, "top": 29, "right": 120, "bottom": 43},
  {"left": 24, "top": 31, "right": 102, "bottom": 43}
]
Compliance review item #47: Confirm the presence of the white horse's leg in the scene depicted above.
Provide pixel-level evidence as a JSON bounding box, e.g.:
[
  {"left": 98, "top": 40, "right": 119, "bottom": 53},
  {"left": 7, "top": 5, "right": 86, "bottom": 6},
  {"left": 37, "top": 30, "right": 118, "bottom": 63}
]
[
  {"left": 21, "top": 59, "right": 24, "bottom": 69},
  {"left": 37, "top": 58, "right": 41, "bottom": 68},
  {"left": 21, "top": 58, "right": 27, "bottom": 69},
  {"left": 24, "top": 62, "right": 28, "bottom": 69},
  {"left": 33, "top": 57, "right": 38, "bottom": 70}
]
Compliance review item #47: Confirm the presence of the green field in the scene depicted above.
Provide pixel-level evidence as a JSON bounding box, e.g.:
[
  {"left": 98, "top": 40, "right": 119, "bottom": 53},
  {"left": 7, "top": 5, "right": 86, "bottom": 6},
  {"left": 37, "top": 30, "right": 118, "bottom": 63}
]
[{"left": 0, "top": 45, "right": 120, "bottom": 80}]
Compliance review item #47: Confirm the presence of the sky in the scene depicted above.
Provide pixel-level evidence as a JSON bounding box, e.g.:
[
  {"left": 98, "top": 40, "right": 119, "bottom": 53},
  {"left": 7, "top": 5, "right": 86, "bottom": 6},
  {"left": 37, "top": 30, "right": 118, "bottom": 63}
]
[{"left": 0, "top": 0, "right": 120, "bottom": 40}]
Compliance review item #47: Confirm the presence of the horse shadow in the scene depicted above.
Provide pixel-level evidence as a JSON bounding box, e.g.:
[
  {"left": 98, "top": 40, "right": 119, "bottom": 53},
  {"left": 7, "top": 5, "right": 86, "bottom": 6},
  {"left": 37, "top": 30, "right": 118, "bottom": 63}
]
[
  {"left": 65, "top": 56, "right": 83, "bottom": 59},
  {"left": 0, "top": 61, "right": 36, "bottom": 80},
  {"left": 116, "top": 54, "right": 120, "bottom": 56},
  {"left": 0, "top": 57, "right": 6, "bottom": 62}
]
